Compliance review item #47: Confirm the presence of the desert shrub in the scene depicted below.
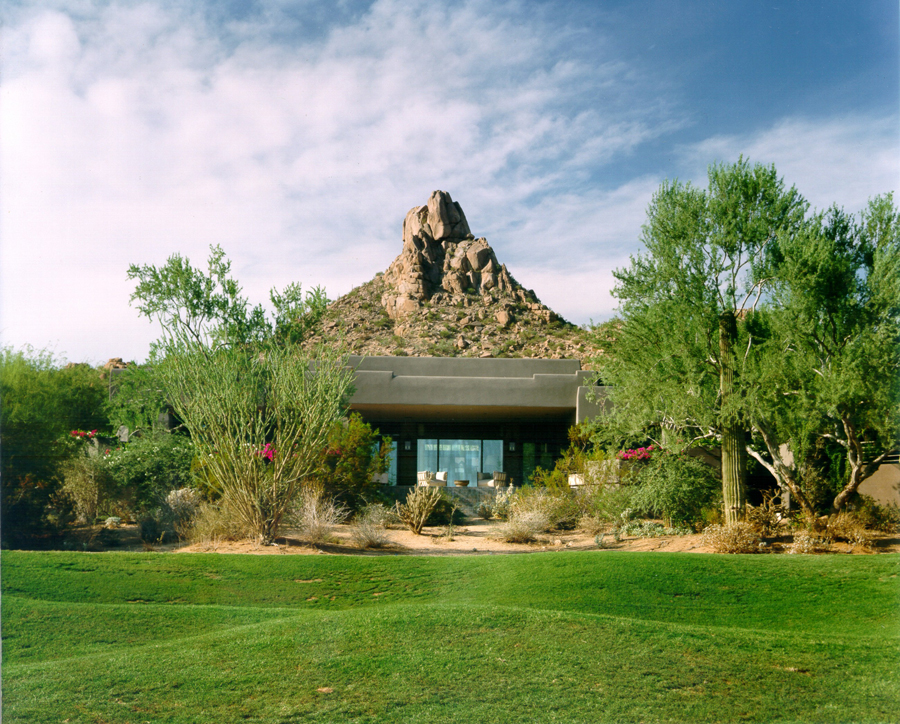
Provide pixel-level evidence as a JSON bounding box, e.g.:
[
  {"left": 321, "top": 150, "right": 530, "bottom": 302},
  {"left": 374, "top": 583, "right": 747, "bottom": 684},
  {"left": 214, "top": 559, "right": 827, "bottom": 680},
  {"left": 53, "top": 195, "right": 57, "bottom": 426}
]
[
  {"left": 630, "top": 451, "right": 721, "bottom": 529},
  {"left": 165, "top": 488, "right": 203, "bottom": 538},
  {"left": 138, "top": 487, "right": 203, "bottom": 543},
  {"left": 510, "top": 487, "right": 579, "bottom": 530},
  {"left": 745, "top": 490, "right": 787, "bottom": 537},
  {"left": 394, "top": 486, "right": 443, "bottom": 535},
  {"left": 789, "top": 530, "right": 824, "bottom": 554},
  {"left": 495, "top": 488, "right": 576, "bottom": 542},
  {"left": 701, "top": 522, "right": 762, "bottom": 554},
  {"left": 847, "top": 495, "right": 900, "bottom": 533},
  {"left": 188, "top": 501, "right": 245, "bottom": 544},
  {"left": 290, "top": 484, "right": 348, "bottom": 544},
  {"left": 308, "top": 414, "right": 392, "bottom": 508},
  {"left": 823, "top": 511, "right": 872, "bottom": 547},
  {"left": 60, "top": 454, "right": 116, "bottom": 523},
  {"left": 474, "top": 486, "right": 516, "bottom": 520},
  {"left": 496, "top": 509, "right": 551, "bottom": 543},
  {"left": 575, "top": 484, "right": 632, "bottom": 533},
  {"left": 492, "top": 485, "right": 514, "bottom": 520},
  {"left": 350, "top": 503, "right": 393, "bottom": 548},
  {"left": 104, "top": 431, "right": 195, "bottom": 513},
  {"left": 529, "top": 465, "right": 570, "bottom": 490},
  {"left": 618, "top": 520, "right": 692, "bottom": 538},
  {"left": 1, "top": 348, "right": 108, "bottom": 546},
  {"left": 425, "top": 494, "right": 466, "bottom": 526},
  {"left": 138, "top": 515, "right": 174, "bottom": 544},
  {"left": 474, "top": 499, "right": 494, "bottom": 519}
]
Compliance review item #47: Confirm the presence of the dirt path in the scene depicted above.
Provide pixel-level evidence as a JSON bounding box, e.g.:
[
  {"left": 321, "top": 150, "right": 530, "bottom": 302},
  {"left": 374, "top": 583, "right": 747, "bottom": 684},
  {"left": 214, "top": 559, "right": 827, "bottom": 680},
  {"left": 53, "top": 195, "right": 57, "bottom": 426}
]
[{"left": 167, "top": 518, "right": 900, "bottom": 556}]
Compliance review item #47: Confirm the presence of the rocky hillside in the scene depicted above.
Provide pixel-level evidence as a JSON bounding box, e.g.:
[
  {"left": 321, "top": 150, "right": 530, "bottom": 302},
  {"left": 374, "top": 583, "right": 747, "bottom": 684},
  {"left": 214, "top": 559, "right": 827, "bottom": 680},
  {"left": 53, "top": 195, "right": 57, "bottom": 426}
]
[{"left": 305, "top": 191, "right": 609, "bottom": 364}]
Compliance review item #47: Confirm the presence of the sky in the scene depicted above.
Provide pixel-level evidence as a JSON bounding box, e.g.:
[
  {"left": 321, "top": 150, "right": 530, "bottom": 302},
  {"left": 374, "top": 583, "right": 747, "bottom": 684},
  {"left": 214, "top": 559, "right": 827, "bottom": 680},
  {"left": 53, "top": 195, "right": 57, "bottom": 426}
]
[{"left": 1, "top": 0, "right": 897, "bottom": 364}]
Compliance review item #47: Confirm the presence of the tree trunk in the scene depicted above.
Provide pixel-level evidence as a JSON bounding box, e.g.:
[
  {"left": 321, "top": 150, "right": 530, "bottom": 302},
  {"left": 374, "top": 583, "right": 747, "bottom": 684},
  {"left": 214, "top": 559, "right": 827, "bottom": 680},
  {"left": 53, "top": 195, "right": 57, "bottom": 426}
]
[
  {"left": 831, "top": 413, "right": 889, "bottom": 513},
  {"left": 747, "top": 423, "right": 816, "bottom": 516},
  {"left": 719, "top": 311, "right": 747, "bottom": 524}
]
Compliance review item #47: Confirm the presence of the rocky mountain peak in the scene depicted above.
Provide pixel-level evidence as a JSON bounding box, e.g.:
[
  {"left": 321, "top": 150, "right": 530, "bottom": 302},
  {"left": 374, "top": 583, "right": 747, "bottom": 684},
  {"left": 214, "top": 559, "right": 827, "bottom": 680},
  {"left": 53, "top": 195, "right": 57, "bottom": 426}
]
[
  {"left": 306, "top": 191, "right": 605, "bottom": 363},
  {"left": 382, "top": 191, "right": 518, "bottom": 318}
]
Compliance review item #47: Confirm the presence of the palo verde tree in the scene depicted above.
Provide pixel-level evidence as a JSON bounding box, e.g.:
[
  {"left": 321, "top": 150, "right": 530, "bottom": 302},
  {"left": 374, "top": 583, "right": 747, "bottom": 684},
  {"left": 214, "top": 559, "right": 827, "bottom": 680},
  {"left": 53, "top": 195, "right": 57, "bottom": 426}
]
[
  {"left": 129, "top": 245, "right": 353, "bottom": 544},
  {"left": 597, "top": 159, "right": 807, "bottom": 523},
  {"left": 747, "top": 195, "right": 900, "bottom": 512}
]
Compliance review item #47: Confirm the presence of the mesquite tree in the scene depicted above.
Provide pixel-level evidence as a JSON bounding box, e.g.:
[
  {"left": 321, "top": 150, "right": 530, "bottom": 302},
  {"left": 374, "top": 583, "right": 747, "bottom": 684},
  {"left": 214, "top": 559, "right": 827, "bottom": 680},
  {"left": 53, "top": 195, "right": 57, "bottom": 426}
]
[
  {"left": 750, "top": 195, "right": 900, "bottom": 512},
  {"left": 129, "top": 245, "right": 352, "bottom": 544},
  {"left": 597, "top": 159, "right": 806, "bottom": 523}
]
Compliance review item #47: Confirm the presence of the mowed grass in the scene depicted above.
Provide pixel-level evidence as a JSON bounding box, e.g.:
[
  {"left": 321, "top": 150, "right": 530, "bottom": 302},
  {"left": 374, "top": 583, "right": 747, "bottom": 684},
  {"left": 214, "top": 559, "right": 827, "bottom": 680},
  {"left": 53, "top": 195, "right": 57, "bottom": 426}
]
[{"left": 3, "top": 550, "right": 899, "bottom": 723}]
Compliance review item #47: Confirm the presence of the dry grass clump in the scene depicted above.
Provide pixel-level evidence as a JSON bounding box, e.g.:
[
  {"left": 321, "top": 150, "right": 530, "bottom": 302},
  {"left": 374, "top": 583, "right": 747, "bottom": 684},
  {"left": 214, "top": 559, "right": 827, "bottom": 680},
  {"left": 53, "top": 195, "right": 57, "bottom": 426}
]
[
  {"left": 189, "top": 501, "right": 245, "bottom": 544},
  {"left": 166, "top": 488, "right": 203, "bottom": 539},
  {"left": 700, "top": 522, "right": 762, "bottom": 554},
  {"left": 788, "top": 530, "right": 823, "bottom": 554},
  {"left": 497, "top": 509, "right": 552, "bottom": 543},
  {"left": 494, "top": 487, "right": 579, "bottom": 543},
  {"left": 395, "top": 486, "right": 443, "bottom": 535},
  {"left": 823, "top": 511, "right": 872, "bottom": 548},
  {"left": 350, "top": 504, "right": 393, "bottom": 549},
  {"left": 291, "top": 484, "right": 348, "bottom": 544}
]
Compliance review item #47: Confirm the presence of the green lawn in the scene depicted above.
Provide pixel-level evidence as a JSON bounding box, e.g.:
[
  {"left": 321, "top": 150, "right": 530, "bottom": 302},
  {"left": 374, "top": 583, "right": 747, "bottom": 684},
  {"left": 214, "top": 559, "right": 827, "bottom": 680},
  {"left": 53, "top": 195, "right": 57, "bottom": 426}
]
[{"left": 3, "top": 550, "right": 899, "bottom": 723}]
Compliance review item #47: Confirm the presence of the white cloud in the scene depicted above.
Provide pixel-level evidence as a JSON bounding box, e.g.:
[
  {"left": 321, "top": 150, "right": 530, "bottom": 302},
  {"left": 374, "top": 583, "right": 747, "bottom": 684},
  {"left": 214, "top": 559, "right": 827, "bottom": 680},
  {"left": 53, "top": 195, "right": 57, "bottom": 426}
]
[
  {"left": 2, "top": 2, "right": 895, "bottom": 362},
  {"left": 0, "top": 0, "right": 670, "bottom": 362},
  {"left": 682, "top": 115, "right": 899, "bottom": 213}
]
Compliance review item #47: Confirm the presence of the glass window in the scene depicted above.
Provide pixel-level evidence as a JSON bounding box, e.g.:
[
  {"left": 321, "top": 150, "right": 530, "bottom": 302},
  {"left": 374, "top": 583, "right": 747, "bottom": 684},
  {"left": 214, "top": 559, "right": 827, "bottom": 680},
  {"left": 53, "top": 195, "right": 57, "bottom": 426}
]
[
  {"left": 417, "top": 439, "right": 438, "bottom": 475},
  {"left": 482, "top": 440, "right": 503, "bottom": 476},
  {"left": 440, "top": 439, "right": 481, "bottom": 485},
  {"left": 523, "top": 442, "right": 536, "bottom": 486},
  {"left": 386, "top": 440, "right": 397, "bottom": 485},
  {"left": 371, "top": 440, "right": 398, "bottom": 485}
]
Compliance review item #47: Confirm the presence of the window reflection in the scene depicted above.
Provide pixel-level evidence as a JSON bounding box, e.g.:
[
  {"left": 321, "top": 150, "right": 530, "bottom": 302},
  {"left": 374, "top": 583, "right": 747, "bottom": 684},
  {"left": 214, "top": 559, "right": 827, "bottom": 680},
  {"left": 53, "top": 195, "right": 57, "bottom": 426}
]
[{"left": 415, "top": 439, "right": 504, "bottom": 485}]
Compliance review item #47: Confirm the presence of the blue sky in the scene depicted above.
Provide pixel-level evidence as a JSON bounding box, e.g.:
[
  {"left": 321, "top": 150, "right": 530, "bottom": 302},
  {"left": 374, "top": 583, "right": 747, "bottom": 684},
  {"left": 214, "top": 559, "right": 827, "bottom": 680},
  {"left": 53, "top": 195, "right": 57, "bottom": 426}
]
[{"left": 1, "top": 0, "right": 897, "bottom": 363}]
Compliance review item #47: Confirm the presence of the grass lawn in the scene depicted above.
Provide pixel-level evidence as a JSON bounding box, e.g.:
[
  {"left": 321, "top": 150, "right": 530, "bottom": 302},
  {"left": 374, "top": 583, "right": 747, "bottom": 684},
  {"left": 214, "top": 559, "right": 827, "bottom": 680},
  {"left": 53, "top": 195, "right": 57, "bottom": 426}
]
[{"left": 3, "top": 550, "right": 899, "bottom": 723}]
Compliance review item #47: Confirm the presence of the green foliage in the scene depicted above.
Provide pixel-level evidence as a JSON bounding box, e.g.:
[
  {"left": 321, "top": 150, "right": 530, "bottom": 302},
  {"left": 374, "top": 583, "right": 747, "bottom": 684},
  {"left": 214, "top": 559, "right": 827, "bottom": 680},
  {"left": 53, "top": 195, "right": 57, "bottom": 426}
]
[
  {"left": 129, "top": 247, "right": 352, "bottom": 544},
  {"left": 310, "top": 414, "right": 391, "bottom": 507},
  {"left": 153, "top": 343, "right": 353, "bottom": 545},
  {"left": 103, "top": 363, "right": 168, "bottom": 435},
  {"left": 751, "top": 195, "right": 900, "bottom": 511},
  {"left": 847, "top": 494, "right": 900, "bottom": 534},
  {"left": 59, "top": 453, "right": 116, "bottom": 523},
  {"left": 103, "top": 431, "right": 195, "bottom": 513},
  {"left": 575, "top": 485, "right": 633, "bottom": 531},
  {"left": 596, "top": 159, "right": 807, "bottom": 522},
  {"left": 128, "top": 244, "right": 328, "bottom": 352},
  {"left": 629, "top": 451, "right": 722, "bottom": 529},
  {"left": 617, "top": 520, "right": 692, "bottom": 537},
  {"left": 1, "top": 347, "right": 108, "bottom": 546}
]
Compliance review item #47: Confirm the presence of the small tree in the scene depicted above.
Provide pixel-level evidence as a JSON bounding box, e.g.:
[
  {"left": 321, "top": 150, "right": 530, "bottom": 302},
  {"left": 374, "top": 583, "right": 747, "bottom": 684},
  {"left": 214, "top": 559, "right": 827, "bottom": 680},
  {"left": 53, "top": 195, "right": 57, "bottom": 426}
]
[{"left": 310, "top": 413, "right": 392, "bottom": 507}]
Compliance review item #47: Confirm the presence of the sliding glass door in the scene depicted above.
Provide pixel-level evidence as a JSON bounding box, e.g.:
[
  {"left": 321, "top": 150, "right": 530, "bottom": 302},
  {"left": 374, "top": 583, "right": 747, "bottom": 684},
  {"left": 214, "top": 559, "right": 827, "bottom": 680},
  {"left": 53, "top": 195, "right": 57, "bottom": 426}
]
[{"left": 415, "top": 439, "right": 504, "bottom": 484}]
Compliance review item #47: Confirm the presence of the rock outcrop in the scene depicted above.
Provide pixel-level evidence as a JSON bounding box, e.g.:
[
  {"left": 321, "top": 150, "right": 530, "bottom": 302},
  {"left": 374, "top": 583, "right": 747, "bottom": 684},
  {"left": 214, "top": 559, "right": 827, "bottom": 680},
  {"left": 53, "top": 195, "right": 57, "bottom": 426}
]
[
  {"left": 305, "top": 191, "right": 607, "bottom": 364},
  {"left": 381, "top": 191, "right": 520, "bottom": 318}
]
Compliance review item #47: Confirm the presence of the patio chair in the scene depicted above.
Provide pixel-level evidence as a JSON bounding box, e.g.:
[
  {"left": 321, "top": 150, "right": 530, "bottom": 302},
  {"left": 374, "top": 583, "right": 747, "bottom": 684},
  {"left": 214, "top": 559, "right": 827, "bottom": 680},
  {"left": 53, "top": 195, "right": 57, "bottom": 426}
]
[
  {"left": 417, "top": 471, "right": 435, "bottom": 486},
  {"left": 476, "top": 472, "right": 493, "bottom": 488}
]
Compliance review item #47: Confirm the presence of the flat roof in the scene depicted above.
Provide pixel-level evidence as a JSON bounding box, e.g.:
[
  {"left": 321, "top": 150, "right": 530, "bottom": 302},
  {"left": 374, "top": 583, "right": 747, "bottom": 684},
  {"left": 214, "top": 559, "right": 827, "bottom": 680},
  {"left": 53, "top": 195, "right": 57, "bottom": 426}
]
[{"left": 346, "top": 356, "right": 605, "bottom": 423}]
